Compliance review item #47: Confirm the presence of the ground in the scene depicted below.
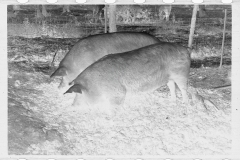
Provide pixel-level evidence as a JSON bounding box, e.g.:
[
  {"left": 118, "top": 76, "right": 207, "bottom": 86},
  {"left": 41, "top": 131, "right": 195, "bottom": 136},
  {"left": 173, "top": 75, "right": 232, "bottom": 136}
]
[
  {"left": 8, "top": 58, "right": 231, "bottom": 155},
  {"left": 7, "top": 5, "right": 232, "bottom": 155}
]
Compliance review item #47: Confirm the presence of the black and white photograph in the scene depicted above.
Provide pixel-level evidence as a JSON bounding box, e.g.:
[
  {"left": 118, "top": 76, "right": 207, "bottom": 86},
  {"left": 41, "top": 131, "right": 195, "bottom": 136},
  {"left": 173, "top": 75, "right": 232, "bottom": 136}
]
[{"left": 5, "top": 2, "right": 236, "bottom": 156}]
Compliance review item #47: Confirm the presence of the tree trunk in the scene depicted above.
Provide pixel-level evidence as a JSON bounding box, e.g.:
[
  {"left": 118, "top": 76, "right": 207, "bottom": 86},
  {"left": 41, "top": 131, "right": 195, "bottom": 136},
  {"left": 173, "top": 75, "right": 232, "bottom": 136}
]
[
  {"left": 109, "top": 5, "right": 117, "bottom": 33},
  {"left": 36, "top": 5, "right": 43, "bottom": 18},
  {"left": 188, "top": 5, "right": 198, "bottom": 48},
  {"left": 220, "top": 9, "right": 227, "bottom": 68},
  {"left": 104, "top": 5, "right": 108, "bottom": 33}
]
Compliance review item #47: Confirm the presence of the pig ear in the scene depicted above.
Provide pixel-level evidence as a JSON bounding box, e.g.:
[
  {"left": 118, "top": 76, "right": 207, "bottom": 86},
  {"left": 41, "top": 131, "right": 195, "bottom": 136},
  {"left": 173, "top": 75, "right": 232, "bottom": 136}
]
[
  {"left": 50, "top": 67, "right": 67, "bottom": 78},
  {"left": 64, "top": 84, "right": 82, "bottom": 94}
]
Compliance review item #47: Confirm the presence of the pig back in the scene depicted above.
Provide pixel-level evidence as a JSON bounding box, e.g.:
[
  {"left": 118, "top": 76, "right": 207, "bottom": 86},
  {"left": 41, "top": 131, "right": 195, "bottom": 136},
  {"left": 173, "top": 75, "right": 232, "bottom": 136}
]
[
  {"left": 74, "top": 43, "right": 190, "bottom": 93},
  {"left": 60, "top": 32, "right": 160, "bottom": 77}
]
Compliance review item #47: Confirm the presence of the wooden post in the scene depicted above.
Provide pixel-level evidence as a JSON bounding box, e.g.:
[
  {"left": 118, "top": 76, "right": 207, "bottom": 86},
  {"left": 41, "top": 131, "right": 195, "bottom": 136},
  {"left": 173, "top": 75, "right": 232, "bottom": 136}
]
[
  {"left": 188, "top": 5, "right": 199, "bottom": 48},
  {"left": 104, "top": 5, "right": 107, "bottom": 33},
  {"left": 41, "top": 5, "right": 49, "bottom": 17},
  {"left": 220, "top": 9, "right": 227, "bottom": 68},
  {"left": 36, "top": 5, "right": 42, "bottom": 18},
  {"left": 109, "top": 5, "right": 117, "bottom": 33}
]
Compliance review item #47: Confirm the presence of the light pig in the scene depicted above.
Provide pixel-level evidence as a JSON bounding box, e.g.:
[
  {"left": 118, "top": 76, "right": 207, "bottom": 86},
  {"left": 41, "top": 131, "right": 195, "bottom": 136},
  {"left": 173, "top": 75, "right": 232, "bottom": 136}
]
[{"left": 65, "top": 42, "right": 191, "bottom": 113}]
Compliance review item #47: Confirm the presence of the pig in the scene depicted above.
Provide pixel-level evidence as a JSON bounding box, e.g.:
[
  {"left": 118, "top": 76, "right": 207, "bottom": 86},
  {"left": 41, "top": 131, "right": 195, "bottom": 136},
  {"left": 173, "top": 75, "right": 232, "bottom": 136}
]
[
  {"left": 50, "top": 32, "right": 161, "bottom": 92},
  {"left": 65, "top": 42, "right": 191, "bottom": 113}
]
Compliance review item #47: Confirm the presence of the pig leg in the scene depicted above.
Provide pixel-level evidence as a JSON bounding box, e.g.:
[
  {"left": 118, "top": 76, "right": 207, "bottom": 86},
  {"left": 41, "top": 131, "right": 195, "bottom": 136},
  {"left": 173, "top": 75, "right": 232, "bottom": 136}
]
[
  {"left": 72, "top": 93, "right": 82, "bottom": 107},
  {"left": 105, "top": 95, "right": 125, "bottom": 116},
  {"left": 58, "top": 77, "right": 70, "bottom": 93},
  {"left": 72, "top": 92, "right": 102, "bottom": 113},
  {"left": 174, "top": 77, "right": 188, "bottom": 104},
  {"left": 104, "top": 86, "right": 126, "bottom": 114},
  {"left": 75, "top": 90, "right": 109, "bottom": 112},
  {"left": 174, "top": 77, "right": 189, "bottom": 115},
  {"left": 109, "top": 95, "right": 125, "bottom": 106},
  {"left": 82, "top": 92, "right": 115, "bottom": 116},
  {"left": 72, "top": 93, "right": 92, "bottom": 113},
  {"left": 109, "top": 86, "right": 126, "bottom": 106},
  {"left": 167, "top": 80, "right": 177, "bottom": 102}
]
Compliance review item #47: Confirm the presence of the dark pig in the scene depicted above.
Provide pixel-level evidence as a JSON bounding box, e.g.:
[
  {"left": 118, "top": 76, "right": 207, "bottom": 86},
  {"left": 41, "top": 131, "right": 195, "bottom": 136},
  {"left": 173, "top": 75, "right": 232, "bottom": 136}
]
[
  {"left": 50, "top": 32, "right": 160, "bottom": 92},
  {"left": 65, "top": 42, "right": 191, "bottom": 111}
]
